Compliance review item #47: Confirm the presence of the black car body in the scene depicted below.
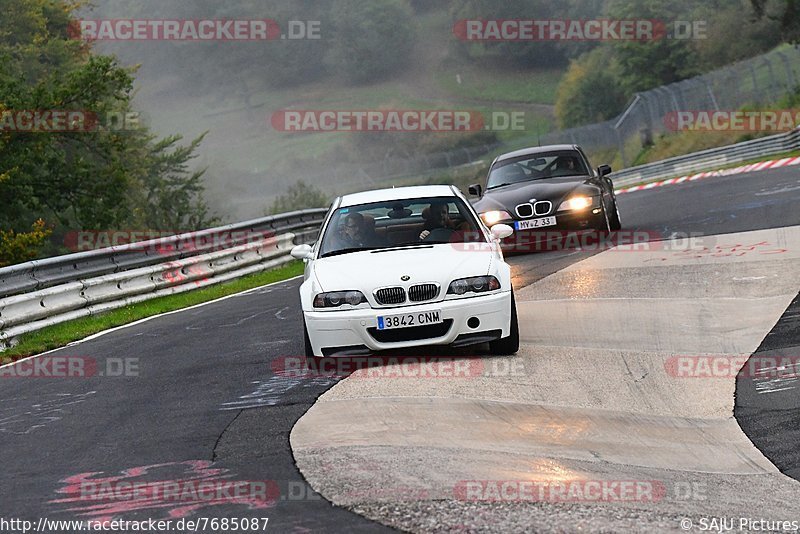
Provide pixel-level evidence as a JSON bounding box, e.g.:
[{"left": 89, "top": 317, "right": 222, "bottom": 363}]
[{"left": 469, "top": 144, "right": 621, "bottom": 253}]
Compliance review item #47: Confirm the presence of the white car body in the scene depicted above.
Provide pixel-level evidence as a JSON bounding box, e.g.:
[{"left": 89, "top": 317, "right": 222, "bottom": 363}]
[{"left": 292, "top": 185, "right": 517, "bottom": 357}]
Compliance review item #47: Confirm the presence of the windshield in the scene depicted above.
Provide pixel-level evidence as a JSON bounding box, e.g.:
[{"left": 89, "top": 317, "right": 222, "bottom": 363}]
[
  {"left": 486, "top": 150, "right": 590, "bottom": 189},
  {"left": 318, "top": 196, "right": 486, "bottom": 258}
]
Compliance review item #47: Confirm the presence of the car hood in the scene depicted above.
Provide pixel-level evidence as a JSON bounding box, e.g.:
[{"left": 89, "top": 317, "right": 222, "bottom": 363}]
[
  {"left": 312, "top": 244, "right": 493, "bottom": 295},
  {"left": 474, "top": 176, "right": 600, "bottom": 213}
]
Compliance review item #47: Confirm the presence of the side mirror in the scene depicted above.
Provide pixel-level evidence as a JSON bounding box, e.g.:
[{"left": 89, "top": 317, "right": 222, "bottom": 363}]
[
  {"left": 597, "top": 164, "right": 612, "bottom": 177},
  {"left": 491, "top": 224, "right": 514, "bottom": 240},
  {"left": 468, "top": 184, "right": 482, "bottom": 197},
  {"left": 290, "top": 244, "right": 314, "bottom": 260}
]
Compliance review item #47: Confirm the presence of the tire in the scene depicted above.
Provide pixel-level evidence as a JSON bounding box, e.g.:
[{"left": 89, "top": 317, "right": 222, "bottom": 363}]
[
  {"left": 489, "top": 293, "right": 519, "bottom": 355},
  {"left": 609, "top": 199, "right": 622, "bottom": 231}
]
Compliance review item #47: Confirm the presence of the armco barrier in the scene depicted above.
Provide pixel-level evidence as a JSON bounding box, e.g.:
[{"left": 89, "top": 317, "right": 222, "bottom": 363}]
[
  {"left": 0, "top": 208, "right": 328, "bottom": 350},
  {"left": 0, "top": 208, "right": 327, "bottom": 299},
  {"left": 0, "top": 234, "right": 296, "bottom": 348},
  {"left": 610, "top": 126, "right": 800, "bottom": 187}
]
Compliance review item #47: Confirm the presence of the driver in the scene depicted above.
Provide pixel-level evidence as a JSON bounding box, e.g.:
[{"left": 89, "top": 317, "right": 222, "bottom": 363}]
[
  {"left": 419, "top": 201, "right": 460, "bottom": 240},
  {"left": 556, "top": 156, "right": 579, "bottom": 173}
]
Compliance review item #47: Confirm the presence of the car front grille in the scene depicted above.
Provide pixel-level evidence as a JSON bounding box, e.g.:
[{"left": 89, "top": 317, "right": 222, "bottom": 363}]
[
  {"left": 516, "top": 201, "right": 553, "bottom": 218},
  {"left": 375, "top": 287, "right": 406, "bottom": 305},
  {"left": 534, "top": 200, "right": 553, "bottom": 216},
  {"left": 516, "top": 203, "right": 533, "bottom": 218},
  {"left": 368, "top": 320, "right": 454, "bottom": 343},
  {"left": 408, "top": 283, "right": 439, "bottom": 302}
]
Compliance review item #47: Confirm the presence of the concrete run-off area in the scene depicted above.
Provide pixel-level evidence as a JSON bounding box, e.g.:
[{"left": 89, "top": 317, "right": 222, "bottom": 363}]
[{"left": 291, "top": 225, "right": 800, "bottom": 533}]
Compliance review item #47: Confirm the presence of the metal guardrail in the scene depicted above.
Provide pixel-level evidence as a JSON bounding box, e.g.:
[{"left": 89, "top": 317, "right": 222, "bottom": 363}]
[
  {"left": 0, "top": 208, "right": 328, "bottom": 350},
  {"left": 0, "top": 208, "right": 327, "bottom": 299},
  {"left": 610, "top": 126, "right": 800, "bottom": 187}
]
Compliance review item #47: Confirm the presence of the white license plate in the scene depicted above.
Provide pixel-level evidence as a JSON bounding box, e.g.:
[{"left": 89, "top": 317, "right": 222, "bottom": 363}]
[
  {"left": 377, "top": 310, "right": 442, "bottom": 330},
  {"left": 515, "top": 216, "right": 557, "bottom": 230}
]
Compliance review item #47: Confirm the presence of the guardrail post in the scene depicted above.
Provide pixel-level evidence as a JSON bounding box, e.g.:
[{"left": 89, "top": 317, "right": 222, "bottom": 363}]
[
  {"left": 705, "top": 81, "right": 720, "bottom": 111},
  {"left": 763, "top": 58, "right": 778, "bottom": 99},
  {"left": 749, "top": 64, "right": 760, "bottom": 100},
  {"left": 615, "top": 128, "right": 627, "bottom": 168},
  {"left": 775, "top": 51, "right": 797, "bottom": 90}
]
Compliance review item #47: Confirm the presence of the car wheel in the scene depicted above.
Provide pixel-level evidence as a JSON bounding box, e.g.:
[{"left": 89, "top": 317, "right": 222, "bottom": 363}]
[
  {"left": 609, "top": 199, "right": 622, "bottom": 231},
  {"left": 489, "top": 293, "right": 519, "bottom": 355}
]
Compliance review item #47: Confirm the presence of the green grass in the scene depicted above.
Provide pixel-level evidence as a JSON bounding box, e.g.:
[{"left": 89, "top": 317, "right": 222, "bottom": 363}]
[
  {"left": 0, "top": 261, "right": 304, "bottom": 364},
  {"left": 434, "top": 66, "right": 562, "bottom": 105}
]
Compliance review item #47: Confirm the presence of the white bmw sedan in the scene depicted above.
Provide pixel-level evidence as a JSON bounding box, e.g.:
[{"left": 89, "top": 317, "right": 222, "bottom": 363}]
[{"left": 290, "top": 185, "right": 519, "bottom": 359}]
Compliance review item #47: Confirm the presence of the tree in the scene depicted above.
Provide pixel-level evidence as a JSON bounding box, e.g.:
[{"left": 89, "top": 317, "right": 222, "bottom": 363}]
[
  {"left": 0, "top": 219, "right": 52, "bottom": 268},
  {"left": 449, "top": 0, "right": 568, "bottom": 68},
  {"left": 555, "top": 48, "right": 628, "bottom": 128},
  {"left": 606, "top": 0, "right": 703, "bottom": 93},
  {"left": 0, "top": 0, "right": 215, "bottom": 264},
  {"left": 751, "top": 0, "right": 800, "bottom": 43},
  {"left": 326, "top": 0, "right": 416, "bottom": 84},
  {"left": 267, "top": 180, "right": 330, "bottom": 215}
]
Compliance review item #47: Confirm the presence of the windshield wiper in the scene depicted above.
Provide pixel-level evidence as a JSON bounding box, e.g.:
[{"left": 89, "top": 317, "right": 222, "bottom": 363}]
[
  {"left": 320, "top": 247, "right": 376, "bottom": 258},
  {"left": 486, "top": 182, "right": 514, "bottom": 190},
  {"left": 370, "top": 243, "right": 433, "bottom": 252}
]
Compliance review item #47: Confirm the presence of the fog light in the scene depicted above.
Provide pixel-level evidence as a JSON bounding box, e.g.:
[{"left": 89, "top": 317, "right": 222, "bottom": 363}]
[
  {"left": 592, "top": 208, "right": 601, "bottom": 214},
  {"left": 467, "top": 317, "right": 480, "bottom": 329}
]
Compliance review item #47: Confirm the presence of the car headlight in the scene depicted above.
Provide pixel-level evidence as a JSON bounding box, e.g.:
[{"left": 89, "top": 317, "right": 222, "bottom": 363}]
[
  {"left": 447, "top": 276, "right": 501, "bottom": 295},
  {"left": 480, "top": 210, "right": 512, "bottom": 226},
  {"left": 313, "top": 290, "right": 367, "bottom": 308},
  {"left": 558, "top": 196, "right": 595, "bottom": 211}
]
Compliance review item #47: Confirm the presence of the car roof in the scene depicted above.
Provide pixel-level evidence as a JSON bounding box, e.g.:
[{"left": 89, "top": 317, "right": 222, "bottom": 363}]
[
  {"left": 494, "top": 144, "right": 579, "bottom": 163},
  {"left": 338, "top": 185, "right": 459, "bottom": 207}
]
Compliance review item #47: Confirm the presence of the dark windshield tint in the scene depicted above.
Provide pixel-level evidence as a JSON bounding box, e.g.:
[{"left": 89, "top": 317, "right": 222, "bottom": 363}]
[{"left": 486, "top": 150, "right": 589, "bottom": 189}]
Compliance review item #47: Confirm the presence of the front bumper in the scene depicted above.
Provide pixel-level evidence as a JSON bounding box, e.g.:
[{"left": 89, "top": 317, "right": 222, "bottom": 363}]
[
  {"left": 500, "top": 209, "right": 606, "bottom": 253},
  {"left": 304, "top": 290, "right": 512, "bottom": 357}
]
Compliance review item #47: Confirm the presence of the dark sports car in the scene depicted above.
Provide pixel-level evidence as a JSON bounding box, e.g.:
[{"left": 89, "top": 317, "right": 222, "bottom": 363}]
[{"left": 469, "top": 144, "right": 622, "bottom": 252}]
